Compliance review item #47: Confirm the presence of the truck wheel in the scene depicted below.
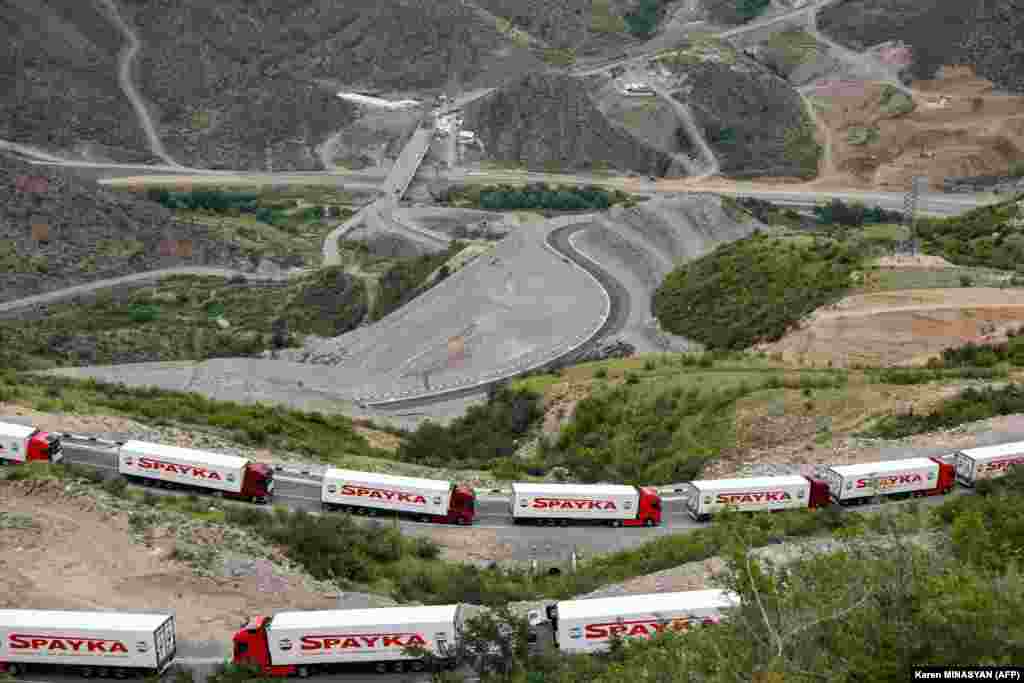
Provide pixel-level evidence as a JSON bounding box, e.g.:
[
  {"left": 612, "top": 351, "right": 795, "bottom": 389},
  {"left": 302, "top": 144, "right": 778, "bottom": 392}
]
[
  {"left": 5, "top": 663, "right": 21, "bottom": 676},
  {"left": 296, "top": 666, "right": 310, "bottom": 678},
  {"left": 644, "top": 518, "right": 655, "bottom": 527},
  {"left": 610, "top": 520, "right": 621, "bottom": 528}
]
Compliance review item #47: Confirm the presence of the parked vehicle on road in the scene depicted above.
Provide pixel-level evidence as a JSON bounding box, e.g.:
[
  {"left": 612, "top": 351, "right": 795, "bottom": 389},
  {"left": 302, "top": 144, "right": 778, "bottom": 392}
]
[
  {"left": 954, "top": 441, "right": 1024, "bottom": 487},
  {"left": 0, "top": 609, "right": 176, "bottom": 678},
  {"left": 0, "top": 422, "right": 62, "bottom": 465},
  {"left": 684, "top": 475, "right": 831, "bottom": 522},
  {"left": 232, "top": 606, "right": 463, "bottom": 676},
  {"left": 820, "top": 457, "right": 955, "bottom": 505},
  {"left": 321, "top": 468, "right": 475, "bottom": 525},
  {"left": 547, "top": 589, "right": 740, "bottom": 654},
  {"left": 510, "top": 483, "right": 662, "bottom": 527},
  {"left": 118, "top": 440, "right": 274, "bottom": 503}
]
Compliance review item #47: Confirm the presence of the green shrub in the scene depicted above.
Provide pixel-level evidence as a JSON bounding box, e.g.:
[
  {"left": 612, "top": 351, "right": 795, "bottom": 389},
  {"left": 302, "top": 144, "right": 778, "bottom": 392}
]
[
  {"left": 103, "top": 476, "right": 127, "bottom": 497},
  {"left": 396, "top": 386, "right": 542, "bottom": 469},
  {"left": 861, "top": 383, "right": 1024, "bottom": 438},
  {"left": 652, "top": 233, "right": 865, "bottom": 350},
  {"left": 594, "top": 367, "right": 608, "bottom": 378},
  {"left": 129, "top": 304, "right": 159, "bottom": 323},
  {"left": 914, "top": 196, "right": 1024, "bottom": 270},
  {"left": 371, "top": 242, "right": 466, "bottom": 321}
]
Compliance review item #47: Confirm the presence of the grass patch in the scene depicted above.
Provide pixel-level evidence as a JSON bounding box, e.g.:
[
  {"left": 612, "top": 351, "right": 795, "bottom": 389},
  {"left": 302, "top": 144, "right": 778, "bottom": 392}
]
[
  {"left": 0, "top": 370, "right": 390, "bottom": 463},
  {"left": 590, "top": 0, "right": 627, "bottom": 33},
  {"left": 624, "top": 0, "right": 670, "bottom": 38},
  {"left": 846, "top": 125, "right": 880, "bottom": 146},
  {"left": 783, "top": 117, "right": 823, "bottom": 179},
  {"left": 878, "top": 84, "right": 915, "bottom": 116},
  {"left": 540, "top": 48, "right": 576, "bottom": 67},
  {"left": 653, "top": 232, "right": 864, "bottom": 350},
  {"left": 866, "top": 266, "right": 1014, "bottom": 292},
  {"left": 763, "top": 29, "right": 821, "bottom": 72},
  {"left": 0, "top": 271, "right": 367, "bottom": 367}
]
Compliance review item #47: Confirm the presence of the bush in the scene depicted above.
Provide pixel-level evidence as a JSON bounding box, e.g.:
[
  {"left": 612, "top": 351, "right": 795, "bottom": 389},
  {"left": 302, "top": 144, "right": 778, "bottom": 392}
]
[
  {"left": 914, "top": 196, "right": 1024, "bottom": 270},
  {"left": 458, "top": 183, "right": 627, "bottom": 211},
  {"left": 371, "top": 241, "right": 466, "bottom": 321},
  {"left": 396, "top": 386, "right": 542, "bottom": 469},
  {"left": 594, "top": 367, "right": 608, "bottom": 378},
  {"left": 653, "top": 233, "right": 864, "bottom": 350},
  {"left": 861, "top": 383, "right": 1024, "bottom": 438},
  {"left": 103, "top": 476, "right": 127, "bottom": 497}
]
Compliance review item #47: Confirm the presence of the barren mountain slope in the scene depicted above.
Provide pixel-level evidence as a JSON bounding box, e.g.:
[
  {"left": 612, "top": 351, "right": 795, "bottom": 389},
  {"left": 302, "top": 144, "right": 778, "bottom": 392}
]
[
  {"left": 819, "top": 0, "right": 1024, "bottom": 94},
  {"left": 0, "top": 156, "right": 249, "bottom": 304},
  {"left": 464, "top": 72, "right": 675, "bottom": 175},
  {"left": 0, "top": 0, "right": 155, "bottom": 163}
]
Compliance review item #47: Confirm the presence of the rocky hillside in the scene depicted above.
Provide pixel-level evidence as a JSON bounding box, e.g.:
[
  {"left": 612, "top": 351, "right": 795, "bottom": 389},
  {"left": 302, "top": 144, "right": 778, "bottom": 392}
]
[
  {"left": 0, "top": 156, "right": 249, "bottom": 304},
  {"left": 664, "top": 49, "right": 819, "bottom": 178},
  {"left": 473, "top": 0, "right": 636, "bottom": 53},
  {"left": 819, "top": 0, "right": 1024, "bottom": 93},
  {"left": 463, "top": 72, "right": 675, "bottom": 175},
  {"left": 0, "top": 0, "right": 156, "bottom": 162},
  {"left": 2, "top": 0, "right": 536, "bottom": 170}
]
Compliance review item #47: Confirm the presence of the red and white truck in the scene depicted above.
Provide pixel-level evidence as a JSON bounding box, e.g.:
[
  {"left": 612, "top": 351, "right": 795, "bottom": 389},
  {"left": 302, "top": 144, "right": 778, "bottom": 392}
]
[
  {"left": 549, "top": 590, "right": 740, "bottom": 654},
  {"left": 0, "top": 422, "right": 63, "bottom": 465},
  {"left": 510, "top": 483, "right": 662, "bottom": 527},
  {"left": 0, "top": 609, "right": 176, "bottom": 678},
  {"left": 321, "top": 469, "right": 475, "bottom": 525},
  {"left": 232, "top": 605, "right": 464, "bottom": 676},
  {"left": 684, "top": 475, "right": 832, "bottom": 522},
  {"left": 118, "top": 440, "right": 274, "bottom": 504},
  {"left": 820, "top": 457, "right": 955, "bottom": 505},
  {"left": 954, "top": 441, "right": 1024, "bottom": 486}
]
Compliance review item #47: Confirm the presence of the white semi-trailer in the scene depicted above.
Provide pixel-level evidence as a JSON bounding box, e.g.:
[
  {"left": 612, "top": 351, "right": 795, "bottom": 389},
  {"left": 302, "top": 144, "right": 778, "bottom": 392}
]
[
  {"left": 550, "top": 590, "right": 740, "bottom": 654},
  {"left": 954, "top": 441, "right": 1024, "bottom": 486},
  {"left": 510, "top": 483, "right": 662, "bottom": 527},
  {"left": 118, "top": 440, "right": 274, "bottom": 503},
  {"left": 0, "top": 609, "right": 176, "bottom": 677},
  {"left": 820, "top": 458, "right": 956, "bottom": 504},
  {"left": 232, "top": 605, "right": 464, "bottom": 676},
  {"left": 320, "top": 468, "right": 476, "bottom": 525},
  {"left": 684, "top": 475, "right": 831, "bottom": 521},
  {"left": 0, "top": 422, "right": 63, "bottom": 464}
]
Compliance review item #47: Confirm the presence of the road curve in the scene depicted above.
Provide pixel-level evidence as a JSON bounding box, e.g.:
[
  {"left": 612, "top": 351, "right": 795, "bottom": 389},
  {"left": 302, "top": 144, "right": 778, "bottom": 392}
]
[
  {"left": 94, "top": 0, "right": 182, "bottom": 168},
  {"left": 367, "top": 219, "right": 632, "bottom": 412}
]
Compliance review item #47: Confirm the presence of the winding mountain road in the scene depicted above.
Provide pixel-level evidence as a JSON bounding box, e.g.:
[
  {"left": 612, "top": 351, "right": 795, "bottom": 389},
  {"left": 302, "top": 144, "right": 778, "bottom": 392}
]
[{"left": 94, "top": 0, "right": 182, "bottom": 168}]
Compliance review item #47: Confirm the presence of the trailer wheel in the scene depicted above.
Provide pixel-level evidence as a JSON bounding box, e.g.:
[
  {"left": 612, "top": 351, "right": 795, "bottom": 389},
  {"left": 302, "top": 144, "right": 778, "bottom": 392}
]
[
  {"left": 114, "top": 668, "right": 128, "bottom": 679},
  {"left": 392, "top": 662, "right": 405, "bottom": 673},
  {"left": 411, "top": 661, "right": 425, "bottom": 672},
  {"left": 82, "top": 667, "right": 97, "bottom": 678},
  {"left": 375, "top": 663, "right": 388, "bottom": 673},
  {"left": 5, "top": 663, "right": 22, "bottom": 677},
  {"left": 610, "top": 520, "right": 621, "bottom": 528},
  {"left": 296, "top": 666, "right": 310, "bottom": 678}
]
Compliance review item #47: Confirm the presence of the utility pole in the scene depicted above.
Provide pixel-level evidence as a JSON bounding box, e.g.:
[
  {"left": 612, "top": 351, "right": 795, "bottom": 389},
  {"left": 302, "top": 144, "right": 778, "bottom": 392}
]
[{"left": 902, "top": 175, "right": 927, "bottom": 254}]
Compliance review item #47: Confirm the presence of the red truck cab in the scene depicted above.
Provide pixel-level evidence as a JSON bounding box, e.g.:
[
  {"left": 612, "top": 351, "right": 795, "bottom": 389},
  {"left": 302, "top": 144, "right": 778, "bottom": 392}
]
[
  {"left": 27, "top": 430, "right": 62, "bottom": 463},
  {"left": 926, "top": 457, "right": 957, "bottom": 496},
  {"left": 238, "top": 463, "right": 275, "bottom": 504},
  {"left": 805, "top": 476, "right": 832, "bottom": 509},
  {"left": 441, "top": 484, "right": 475, "bottom": 525},
  {"left": 232, "top": 617, "right": 292, "bottom": 678},
  {"left": 623, "top": 487, "right": 662, "bottom": 527},
  {"left": 0, "top": 423, "right": 63, "bottom": 464}
]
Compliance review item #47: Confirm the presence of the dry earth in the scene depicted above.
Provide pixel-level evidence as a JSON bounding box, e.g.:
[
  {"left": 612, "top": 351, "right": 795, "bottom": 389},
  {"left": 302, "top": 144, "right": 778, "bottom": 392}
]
[
  {"left": 0, "top": 481, "right": 337, "bottom": 643},
  {"left": 799, "top": 67, "right": 1024, "bottom": 191},
  {"left": 754, "top": 287, "right": 1024, "bottom": 368}
]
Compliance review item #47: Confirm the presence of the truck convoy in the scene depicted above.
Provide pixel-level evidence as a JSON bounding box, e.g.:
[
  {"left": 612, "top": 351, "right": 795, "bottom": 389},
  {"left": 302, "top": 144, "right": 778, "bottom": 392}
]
[
  {"left": 118, "top": 440, "right": 275, "bottom": 504},
  {"left": 820, "top": 457, "right": 956, "bottom": 504},
  {"left": 321, "top": 469, "right": 475, "bottom": 525},
  {"left": 547, "top": 590, "right": 740, "bottom": 654},
  {"left": 954, "top": 442, "right": 1024, "bottom": 486},
  {"left": 0, "top": 422, "right": 63, "bottom": 465},
  {"left": 510, "top": 483, "right": 662, "bottom": 527},
  {"left": 684, "top": 475, "right": 831, "bottom": 522},
  {"left": 0, "top": 609, "right": 176, "bottom": 678},
  {"left": 232, "top": 605, "right": 463, "bottom": 676}
]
